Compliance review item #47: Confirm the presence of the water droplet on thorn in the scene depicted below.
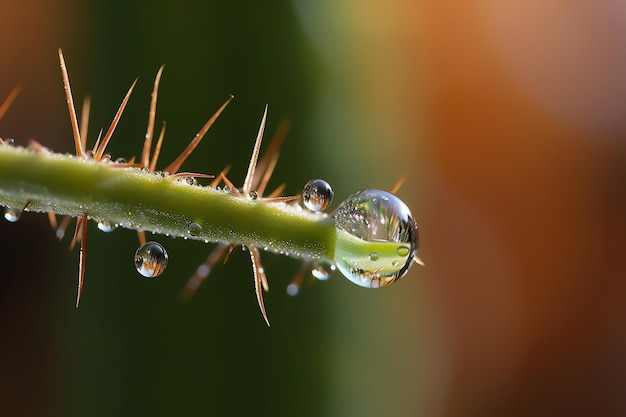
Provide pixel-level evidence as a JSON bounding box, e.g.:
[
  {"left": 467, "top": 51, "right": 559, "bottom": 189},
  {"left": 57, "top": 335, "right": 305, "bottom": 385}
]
[{"left": 302, "top": 179, "right": 333, "bottom": 212}]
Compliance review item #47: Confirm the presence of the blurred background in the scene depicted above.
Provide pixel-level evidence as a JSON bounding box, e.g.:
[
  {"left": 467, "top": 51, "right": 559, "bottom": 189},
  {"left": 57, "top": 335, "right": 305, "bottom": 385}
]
[{"left": 1, "top": 0, "right": 626, "bottom": 416}]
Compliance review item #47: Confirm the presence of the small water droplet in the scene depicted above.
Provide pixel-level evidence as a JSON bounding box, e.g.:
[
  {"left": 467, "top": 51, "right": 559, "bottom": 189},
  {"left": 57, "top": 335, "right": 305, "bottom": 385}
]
[
  {"left": 333, "top": 189, "right": 419, "bottom": 288},
  {"left": 248, "top": 190, "right": 258, "bottom": 200},
  {"left": 311, "top": 266, "right": 330, "bottom": 281},
  {"left": 97, "top": 221, "right": 116, "bottom": 232},
  {"left": 187, "top": 222, "right": 202, "bottom": 237},
  {"left": 4, "top": 208, "right": 19, "bottom": 222},
  {"left": 184, "top": 176, "right": 197, "bottom": 186},
  {"left": 302, "top": 179, "right": 334, "bottom": 212},
  {"left": 396, "top": 246, "right": 410, "bottom": 257},
  {"left": 134, "top": 241, "right": 168, "bottom": 278}
]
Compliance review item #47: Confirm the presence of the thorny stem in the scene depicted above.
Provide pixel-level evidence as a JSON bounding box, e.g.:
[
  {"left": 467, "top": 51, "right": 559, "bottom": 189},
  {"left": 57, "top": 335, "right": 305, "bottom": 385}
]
[
  {"left": 0, "top": 51, "right": 422, "bottom": 325},
  {"left": 0, "top": 145, "right": 337, "bottom": 260}
]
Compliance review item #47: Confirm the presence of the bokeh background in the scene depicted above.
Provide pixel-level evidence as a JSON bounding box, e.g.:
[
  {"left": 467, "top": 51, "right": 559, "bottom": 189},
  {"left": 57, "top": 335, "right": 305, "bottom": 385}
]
[{"left": 2, "top": 1, "right": 626, "bottom": 416}]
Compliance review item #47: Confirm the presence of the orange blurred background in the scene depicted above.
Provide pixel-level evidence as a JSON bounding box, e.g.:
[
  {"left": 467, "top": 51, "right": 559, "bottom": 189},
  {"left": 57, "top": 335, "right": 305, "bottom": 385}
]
[{"left": 303, "top": 1, "right": 626, "bottom": 415}]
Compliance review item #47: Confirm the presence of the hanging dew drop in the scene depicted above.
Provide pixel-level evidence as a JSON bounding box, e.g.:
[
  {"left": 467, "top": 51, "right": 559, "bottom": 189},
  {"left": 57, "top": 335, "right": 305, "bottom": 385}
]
[
  {"left": 134, "top": 241, "right": 168, "bottom": 278},
  {"left": 4, "top": 208, "right": 19, "bottom": 222},
  {"left": 302, "top": 179, "right": 334, "bottom": 212},
  {"left": 333, "top": 189, "right": 420, "bottom": 288},
  {"left": 97, "top": 221, "right": 116, "bottom": 232},
  {"left": 187, "top": 222, "right": 202, "bottom": 237},
  {"left": 311, "top": 264, "right": 332, "bottom": 281}
]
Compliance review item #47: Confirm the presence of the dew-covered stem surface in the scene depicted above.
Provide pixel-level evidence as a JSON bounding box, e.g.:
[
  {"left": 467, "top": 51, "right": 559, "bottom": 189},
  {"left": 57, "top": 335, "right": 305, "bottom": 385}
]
[{"left": 0, "top": 145, "right": 336, "bottom": 260}]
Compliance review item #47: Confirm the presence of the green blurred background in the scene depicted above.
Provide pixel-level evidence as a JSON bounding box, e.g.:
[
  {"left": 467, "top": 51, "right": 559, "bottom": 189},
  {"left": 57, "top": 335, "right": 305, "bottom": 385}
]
[{"left": 2, "top": 1, "right": 626, "bottom": 416}]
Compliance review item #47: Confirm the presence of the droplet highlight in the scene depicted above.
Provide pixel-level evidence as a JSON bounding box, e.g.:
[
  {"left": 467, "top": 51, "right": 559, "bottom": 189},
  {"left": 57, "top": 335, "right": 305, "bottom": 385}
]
[
  {"left": 187, "top": 222, "right": 202, "bottom": 237},
  {"left": 134, "top": 241, "right": 168, "bottom": 278},
  {"left": 333, "top": 189, "right": 419, "bottom": 288},
  {"left": 302, "top": 179, "right": 334, "bottom": 212}
]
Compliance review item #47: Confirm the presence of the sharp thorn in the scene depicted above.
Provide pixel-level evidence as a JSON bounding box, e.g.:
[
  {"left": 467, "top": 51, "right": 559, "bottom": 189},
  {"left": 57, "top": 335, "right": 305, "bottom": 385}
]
[
  {"left": 94, "top": 78, "right": 138, "bottom": 161},
  {"left": 164, "top": 95, "right": 233, "bottom": 174},
  {"left": 58, "top": 49, "right": 83, "bottom": 156},
  {"left": 242, "top": 104, "right": 268, "bottom": 195}
]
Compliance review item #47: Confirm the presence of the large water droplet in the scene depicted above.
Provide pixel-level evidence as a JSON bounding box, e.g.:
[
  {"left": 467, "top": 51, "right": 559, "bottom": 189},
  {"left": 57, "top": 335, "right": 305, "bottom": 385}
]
[
  {"left": 134, "top": 241, "right": 168, "bottom": 278},
  {"left": 97, "top": 221, "right": 116, "bottom": 232},
  {"left": 4, "top": 208, "right": 19, "bottom": 222},
  {"left": 333, "top": 189, "right": 419, "bottom": 288},
  {"left": 302, "top": 179, "right": 334, "bottom": 212}
]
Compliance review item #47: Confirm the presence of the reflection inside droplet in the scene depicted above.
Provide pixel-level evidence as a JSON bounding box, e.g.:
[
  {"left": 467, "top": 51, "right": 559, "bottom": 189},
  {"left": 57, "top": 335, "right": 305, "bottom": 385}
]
[
  {"left": 134, "top": 241, "right": 168, "bottom": 278},
  {"left": 333, "top": 189, "right": 420, "bottom": 288}
]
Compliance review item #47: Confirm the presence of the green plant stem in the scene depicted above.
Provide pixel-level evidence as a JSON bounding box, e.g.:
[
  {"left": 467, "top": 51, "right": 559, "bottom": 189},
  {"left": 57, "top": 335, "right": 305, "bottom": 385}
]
[{"left": 0, "top": 145, "right": 336, "bottom": 260}]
